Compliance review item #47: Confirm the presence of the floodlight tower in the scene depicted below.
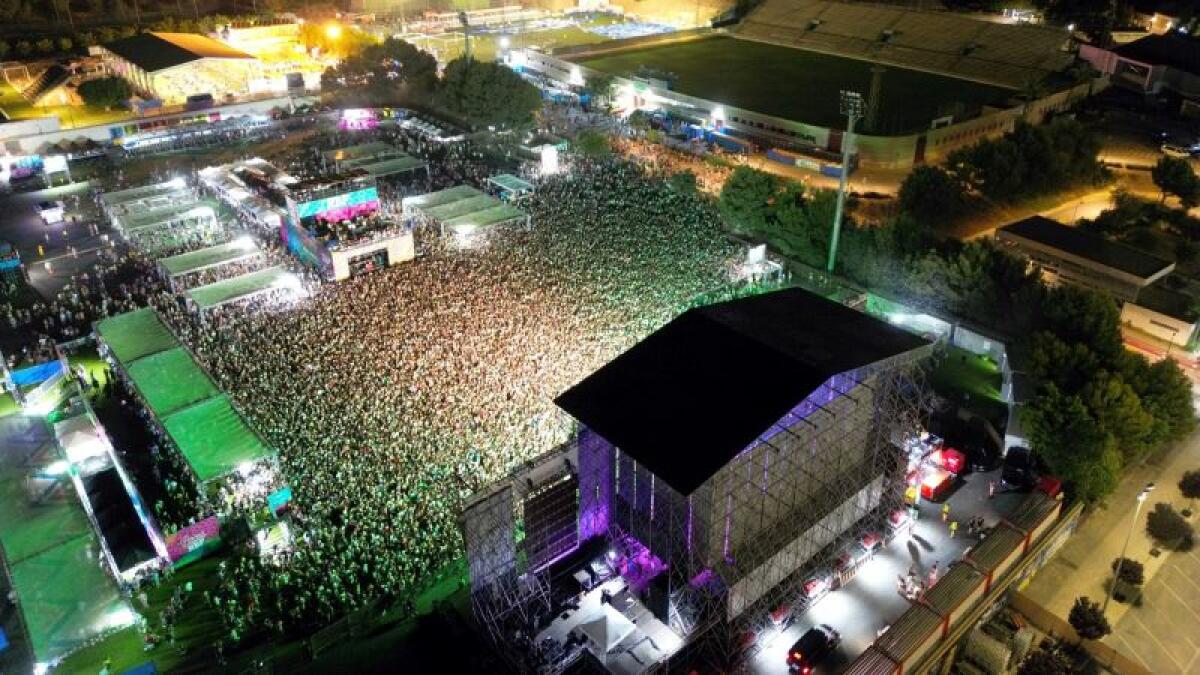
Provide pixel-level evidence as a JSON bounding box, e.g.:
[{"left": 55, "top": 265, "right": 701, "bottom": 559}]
[
  {"left": 459, "top": 11, "right": 472, "bottom": 62},
  {"left": 826, "top": 90, "right": 864, "bottom": 277}
]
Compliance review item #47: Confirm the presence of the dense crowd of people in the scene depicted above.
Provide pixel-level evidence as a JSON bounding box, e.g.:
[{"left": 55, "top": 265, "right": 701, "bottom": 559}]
[{"left": 163, "top": 157, "right": 741, "bottom": 641}]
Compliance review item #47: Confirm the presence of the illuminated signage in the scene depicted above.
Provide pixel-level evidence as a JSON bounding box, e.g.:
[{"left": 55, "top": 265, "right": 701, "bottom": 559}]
[{"left": 295, "top": 186, "right": 379, "bottom": 219}]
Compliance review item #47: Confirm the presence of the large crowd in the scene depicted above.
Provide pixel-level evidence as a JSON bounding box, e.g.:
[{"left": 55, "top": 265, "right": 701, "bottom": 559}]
[{"left": 162, "top": 157, "right": 742, "bottom": 640}]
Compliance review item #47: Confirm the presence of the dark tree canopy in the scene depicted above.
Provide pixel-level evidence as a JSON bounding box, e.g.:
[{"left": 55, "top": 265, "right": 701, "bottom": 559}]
[
  {"left": 1068, "top": 596, "right": 1111, "bottom": 641},
  {"left": 436, "top": 57, "right": 541, "bottom": 130},
  {"left": 1025, "top": 386, "right": 1121, "bottom": 504},
  {"left": 76, "top": 76, "right": 130, "bottom": 109},
  {"left": 1181, "top": 469, "right": 1200, "bottom": 501},
  {"left": 898, "top": 164, "right": 966, "bottom": 226},
  {"left": 1152, "top": 156, "right": 1199, "bottom": 208},
  {"left": 718, "top": 166, "right": 780, "bottom": 236},
  {"left": 1110, "top": 557, "right": 1144, "bottom": 585},
  {"left": 948, "top": 119, "right": 1103, "bottom": 202},
  {"left": 1146, "top": 502, "right": 1195, "bottom": 550},
  {"left": 320, "top": 37, "right": 438, "bottom": 106},
  {"left": 1018, "top": 645, "right": 1073, "bottom": 675}
]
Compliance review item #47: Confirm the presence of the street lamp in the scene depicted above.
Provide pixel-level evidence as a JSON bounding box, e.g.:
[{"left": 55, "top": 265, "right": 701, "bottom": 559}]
[
  {"left": 1104, "top": 482, "right": 1155, "bottom": 615},
  {"left": 826, "top": 90, "right": 864, "bottom": 278}
]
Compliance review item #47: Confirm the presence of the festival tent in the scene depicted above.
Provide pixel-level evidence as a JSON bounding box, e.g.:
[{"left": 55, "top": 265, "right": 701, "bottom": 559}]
[
  {"left": 577, "top": 604, "right": 636, "bottom": 654},
  {"left": 158, "top": 239, "right": 261, "bottom": 278},
  {"left": 54, "top": 413, "right": 111, "bottom": 465},
  {"left": 125, "top": 347, "right": 220, "bottom": 417},
  {"left": 116, "top": 198, "right": 219, "bottom": 233},
  {"left": 9, "top": 535, "right": 134, "bottom": 663},
  {"left": 185, "top": 267, "right": 295, "bottom": 310},
  {"left": 403, "top": 185, "right": 529, "bottom": 236},
  {"left": 355, "top": 155, "right": 427, "bottom": 179},
  {"left": 161, "top": 395, "right": 272, "bottom": 482},
  {"left": 486, "top": 174, "right": 535, "bottom": 201},
  {"left": 401, "top": 184, "right": 481, "bottom": 212},
  {"left": 0, "top": 421, "right": 132, "bottom": 665},
  {"left": 94, "top": 309, "right": 177, "bottom": 366}
]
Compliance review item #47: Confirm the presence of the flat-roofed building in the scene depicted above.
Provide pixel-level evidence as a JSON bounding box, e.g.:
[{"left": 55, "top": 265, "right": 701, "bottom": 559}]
[
  {"left": 995, "top": 215, "right": 1174, "bottom": 302},
  {"left": 97, "top": 32, "right": 259, "bottom": 104}
]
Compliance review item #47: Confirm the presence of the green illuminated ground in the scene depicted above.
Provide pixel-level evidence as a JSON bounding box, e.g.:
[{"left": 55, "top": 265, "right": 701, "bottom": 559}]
[{"left": 576, "top": 36, "right": 1014, "bottom": 132}]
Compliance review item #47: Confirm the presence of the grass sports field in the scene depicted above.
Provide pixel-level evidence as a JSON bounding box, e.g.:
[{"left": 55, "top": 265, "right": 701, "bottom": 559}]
[{"left": 576, "top": 36, "right": 1015, "bottom": 133}]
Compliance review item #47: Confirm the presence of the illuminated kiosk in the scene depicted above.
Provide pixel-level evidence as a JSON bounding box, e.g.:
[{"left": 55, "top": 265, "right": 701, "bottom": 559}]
[{"left": 461, "top": 288, "right": 934, "bottom": 672}]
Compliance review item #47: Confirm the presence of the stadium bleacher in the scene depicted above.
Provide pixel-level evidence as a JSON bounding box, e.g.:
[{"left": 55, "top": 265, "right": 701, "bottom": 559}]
[{"left": 737, "top": 0, "right": 1074, "bottom": 89}]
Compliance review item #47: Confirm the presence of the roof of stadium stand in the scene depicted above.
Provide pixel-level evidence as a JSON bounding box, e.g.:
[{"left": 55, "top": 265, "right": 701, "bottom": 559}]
[
  {"left": 999, "top": 215, "right": 1174, "bottom": 280},
  {"left": 185, "top": 267, "right": 292, "bottom": 309},
  {"left": 555, "top": 288, "right": 931, "bottom": 495},
  {"left": 159, "top": 240, "right": 261, "bottom": 276},
  {"left": 103, "top": 32, "right": 255, "bottom": 73},
  {"left": 95, "top": 308, "right": 178, "bottom": 364},
  {"left": 162, "top": 395, "right": 272, "bottom": 482}
]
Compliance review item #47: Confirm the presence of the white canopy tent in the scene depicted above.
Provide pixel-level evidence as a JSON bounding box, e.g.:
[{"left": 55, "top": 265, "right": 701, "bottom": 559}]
[{"left": 577, "top": 604, "right": 636, "bottom": 654}]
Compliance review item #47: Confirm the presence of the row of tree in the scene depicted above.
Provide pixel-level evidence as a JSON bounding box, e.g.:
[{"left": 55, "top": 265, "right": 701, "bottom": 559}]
[
  {"left": 320, "top": 38, "right": 542, "bottom": 130},
  {"left": 897, "top": 119, "right": 1107, "bottom": 227},
  {"left": 719, "top": 163, "right": 1194, "bottom": 504}
]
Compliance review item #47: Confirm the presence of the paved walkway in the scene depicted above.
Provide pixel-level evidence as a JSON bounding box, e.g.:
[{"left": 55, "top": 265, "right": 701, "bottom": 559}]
[{"left": 1023, "top": 430, "right": 1200, "bottom": 673}]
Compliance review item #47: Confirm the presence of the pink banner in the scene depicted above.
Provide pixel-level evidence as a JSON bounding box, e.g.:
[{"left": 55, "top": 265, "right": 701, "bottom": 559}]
[{"left": 166, "top": 515, "right": 221, "bottom": 562}]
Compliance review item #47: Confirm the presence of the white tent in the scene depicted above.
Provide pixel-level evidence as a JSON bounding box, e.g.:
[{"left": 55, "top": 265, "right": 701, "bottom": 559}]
[{"left": 577, "top": 604, "right": 636, "bottom": 654}]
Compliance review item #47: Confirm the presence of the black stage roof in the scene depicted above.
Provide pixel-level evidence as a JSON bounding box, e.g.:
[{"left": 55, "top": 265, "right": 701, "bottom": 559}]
[
  {"left": 999, "top": 215, "right": 1173, "bottom": 280},
  {"left": 555, "top": 287, "right": 930, "bottom": 495}
]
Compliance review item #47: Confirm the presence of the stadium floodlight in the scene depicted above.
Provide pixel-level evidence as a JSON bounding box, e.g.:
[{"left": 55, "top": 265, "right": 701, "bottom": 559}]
[{"left": 826, "top": 90, "right": 864, "bottom": 276}]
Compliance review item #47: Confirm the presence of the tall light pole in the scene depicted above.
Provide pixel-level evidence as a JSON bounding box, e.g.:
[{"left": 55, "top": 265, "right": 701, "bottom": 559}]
[
  {"left": 458, "top": 11, "right": 471, "bottom": 62},
  {"left": 826, "top": 90, "right": 864, "bottom": 278},
  {"left": 1104, "top": 482, "right": 1155, "bottom": 615}
]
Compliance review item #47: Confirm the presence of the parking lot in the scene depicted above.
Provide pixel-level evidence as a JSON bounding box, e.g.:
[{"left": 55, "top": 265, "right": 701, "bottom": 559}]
[
  {"left": 1110, "top": 546, "right": 1200, "bottom": 674},
  {"left": 748, "top": 467, "right": 1027, "bottom": 674}
]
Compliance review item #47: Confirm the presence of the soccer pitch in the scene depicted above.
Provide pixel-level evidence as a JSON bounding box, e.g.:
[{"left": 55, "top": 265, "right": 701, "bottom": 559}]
[{"left": 576, "top": 36, "right": 1015, "bottom": 133}]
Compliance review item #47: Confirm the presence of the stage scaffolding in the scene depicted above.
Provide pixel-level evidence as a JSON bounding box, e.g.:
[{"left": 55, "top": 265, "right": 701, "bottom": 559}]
[{"left": 463, "top": 346, "right": 934, "bottom": 672}]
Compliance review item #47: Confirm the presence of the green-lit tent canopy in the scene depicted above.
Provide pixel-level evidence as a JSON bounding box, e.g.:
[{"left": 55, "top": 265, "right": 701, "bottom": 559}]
[
  {"left": 162, "top": 395, "right": 272, "bottom": 482},
  {"left": 94, "top": 308, "right": 177, "bottom": 365}
]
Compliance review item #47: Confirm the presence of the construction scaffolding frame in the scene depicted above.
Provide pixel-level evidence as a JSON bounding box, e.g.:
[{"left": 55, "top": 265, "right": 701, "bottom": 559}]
[{"left": 463, "top": 345, "right": 934, "bottom": 673}]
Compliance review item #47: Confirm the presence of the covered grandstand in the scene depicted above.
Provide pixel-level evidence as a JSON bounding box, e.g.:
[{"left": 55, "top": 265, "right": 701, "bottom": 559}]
[
  {"left": 402, "top": 185, "right": 530, "bottom": 238},
  {"left": 98, "top": 32, "right": 260, "bottom": 104},
  {"left": 184, "top": 266, "right": 301, "bottom": 311},
  {"left": 736, "top": 0, "right": 1073, "bottom": 89},
  {"left": 95, "top": 309, "right": 273, "bottom": 483}
]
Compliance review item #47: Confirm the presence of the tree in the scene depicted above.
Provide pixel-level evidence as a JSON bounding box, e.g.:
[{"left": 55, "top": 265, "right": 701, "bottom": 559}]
[
  {"left": 1152, "top": 156, "right": 1199, "bottom": 207},
  {"left": 15, "top": 40, "right": 31, "bottom": 56},
  {"left": 1181, "top": 470, "right": 1200, "bottom": 513},
  {"left": 573, "top": 129, "right": 611, "bottom": 158},
  {"left": 1025, "top": 386, "right": 1121, "bottom": 503},
  {"left": 58, "top": 36, "right": 72, "bottom": 52},
  {"left": 897, "top": 165, "right": 966, "bottom": 226},
  {"left": 77, "top": 76, "right": 131, "bottom": 109},
  {"left": 35, "top": 37, "right": 53, "bottom": 53},
  {"left": 582, "top": 72, "right": 616, "bottom": 108},
  {"left": 436, "top": 57, "right": 541, "bottom": 130},
  {"left": 0, "top": 41, "right": 9, "bottom": 59},
  {"left": 667, "top": 170, "right": 697, "bottom": 195},
  {"left": 320, "top": 37, "right": 437, "bottom": 106},
  {"left": 718, "top": 166, "right": 779, "bottom": 236},
  {"left": 1018, "top": 645, "right": 1072, "bottom": 675},
  {"left": 1068, "top": 596, "right": 1111, "bottom": 641},
  {"left": 1110, "top": 557, "right": 1144, "bottom": 585},
  {"left": 1146, "top": 502, "right": 1194, "bottom": 550}
]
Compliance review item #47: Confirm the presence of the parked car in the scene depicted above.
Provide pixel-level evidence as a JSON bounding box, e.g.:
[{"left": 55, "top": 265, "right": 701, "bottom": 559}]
[
  {"left": 1001, "top": 446, "right": 1039, "bottom": 490},
  {"left": 966, "top": 443, "right": 1002, "bottom": 473},
  {"left": 787, "top": 624, "right": 841, "bottom": 672},
  {"left": 1161, "top": 142, "right": 1192, "bottom": 158}
]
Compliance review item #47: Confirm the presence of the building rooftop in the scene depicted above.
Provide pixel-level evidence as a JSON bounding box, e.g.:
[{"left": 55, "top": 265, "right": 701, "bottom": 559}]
[
  {"left": 998, "top": 216, "right": 1174, "bottom": 281},
  {"left": 104, "top": 32, "right": 255, "bottom": 73},
  {"left": 1115, "top": 32, "right": 1200, "bottom": 74},
  {"left": 555, "top": 288, "right": 930, "bottom": 495}
]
